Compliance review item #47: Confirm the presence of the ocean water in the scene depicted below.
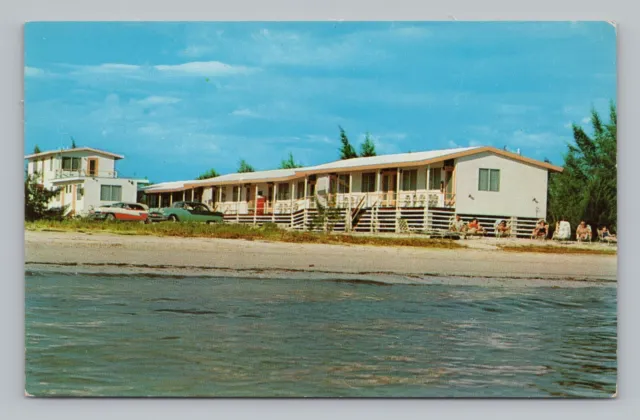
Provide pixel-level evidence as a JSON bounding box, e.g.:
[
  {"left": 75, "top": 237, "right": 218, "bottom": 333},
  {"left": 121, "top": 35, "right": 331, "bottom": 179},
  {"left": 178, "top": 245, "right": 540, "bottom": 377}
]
[{"left": 25, "top": 272, "right": 617, "bottom": 398}]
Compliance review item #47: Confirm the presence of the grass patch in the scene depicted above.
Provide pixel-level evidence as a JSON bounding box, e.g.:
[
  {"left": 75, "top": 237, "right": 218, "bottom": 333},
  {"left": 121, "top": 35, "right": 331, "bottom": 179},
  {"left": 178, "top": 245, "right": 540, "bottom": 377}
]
[
  {"left": 499, "top": 245, "right": 617, "bottom": 256},
  {"left": 25, "top": 219, "right": 463, "bottom": 250}
]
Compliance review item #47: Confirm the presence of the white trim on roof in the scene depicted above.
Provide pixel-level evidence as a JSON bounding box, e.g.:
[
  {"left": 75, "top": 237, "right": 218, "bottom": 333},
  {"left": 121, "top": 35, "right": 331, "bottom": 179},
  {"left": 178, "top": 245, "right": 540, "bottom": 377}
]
[
  {"left": 299, "top": 146, "right": 481, "bottom": 173},
  {"left": 24, "top": 147, "right": 124, "bottom": 160}
]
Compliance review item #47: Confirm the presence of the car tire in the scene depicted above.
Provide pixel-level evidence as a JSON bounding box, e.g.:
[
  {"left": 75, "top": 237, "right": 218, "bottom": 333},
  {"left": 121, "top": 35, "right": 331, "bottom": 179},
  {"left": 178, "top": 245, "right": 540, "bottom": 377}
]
[
  {"left": 168, "top": 215, "right": 179, "bottom": 222},
  {"left": 106, "top": 213, "right": 116, "bottom": 222}
]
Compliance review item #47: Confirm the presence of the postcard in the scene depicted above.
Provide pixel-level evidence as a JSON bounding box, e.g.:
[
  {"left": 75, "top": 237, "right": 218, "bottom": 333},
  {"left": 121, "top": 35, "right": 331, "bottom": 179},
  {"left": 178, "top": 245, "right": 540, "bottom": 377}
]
[{"left": 24, "top": 21, "right": 617, "bottom": 398}]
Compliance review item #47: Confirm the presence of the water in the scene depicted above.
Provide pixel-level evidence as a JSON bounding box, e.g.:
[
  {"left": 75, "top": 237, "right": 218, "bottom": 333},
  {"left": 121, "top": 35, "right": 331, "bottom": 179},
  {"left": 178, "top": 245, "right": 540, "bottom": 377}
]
[{"left": 25, "top": 272, "right": 617, "bottom": 397}]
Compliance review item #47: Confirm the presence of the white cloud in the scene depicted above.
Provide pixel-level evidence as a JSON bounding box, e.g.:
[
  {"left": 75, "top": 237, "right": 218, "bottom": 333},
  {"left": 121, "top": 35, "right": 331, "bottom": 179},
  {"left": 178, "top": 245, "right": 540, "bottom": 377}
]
[
  {"left": 25, "top": 66, "right": 45, "bottom": 77},
  {"left": 230, "top": 108, "right": 262, "bottom": 118},
  {"left": 136, "top": 96, "right": 181, "bottom": 106},
  {"left": 581, "top": 116, "right": 591, "bottom": 124},
  {"left": 180, "top": 45, "right": 216, "bottom": 58},
  {"left": 154, "top": 61, "right": 256, "bottom": 76}
]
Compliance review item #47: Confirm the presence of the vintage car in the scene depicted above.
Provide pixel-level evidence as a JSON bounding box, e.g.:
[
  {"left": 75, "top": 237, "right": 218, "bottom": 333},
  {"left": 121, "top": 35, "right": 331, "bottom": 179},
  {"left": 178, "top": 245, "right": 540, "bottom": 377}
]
[
  {"left": 159, "top": 201, "right": 224, "bottom": 223},
  {"left": 90, "top": 202, "right": 150, "bottom": 223}
]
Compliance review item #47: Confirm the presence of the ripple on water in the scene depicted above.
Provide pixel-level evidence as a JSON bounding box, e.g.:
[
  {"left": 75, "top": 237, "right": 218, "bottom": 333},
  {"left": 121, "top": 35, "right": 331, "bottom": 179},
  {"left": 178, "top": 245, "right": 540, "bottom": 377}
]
[{"left": 25, "top": 273, "right": 617, "bottom": 398}]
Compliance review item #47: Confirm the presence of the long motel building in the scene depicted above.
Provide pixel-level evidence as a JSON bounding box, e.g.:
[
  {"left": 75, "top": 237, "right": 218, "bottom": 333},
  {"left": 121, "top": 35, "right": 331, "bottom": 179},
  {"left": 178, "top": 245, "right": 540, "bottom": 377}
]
[{"left": 141, "top": 146, "right": 563, "bottom": 236}]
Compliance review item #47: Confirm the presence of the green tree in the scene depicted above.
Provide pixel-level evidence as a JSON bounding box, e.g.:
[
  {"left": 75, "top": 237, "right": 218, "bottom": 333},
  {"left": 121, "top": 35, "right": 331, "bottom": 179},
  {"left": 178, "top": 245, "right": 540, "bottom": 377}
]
[
  {"left": 24, "top": 174, "right": 64, "bottom": 221},
  {"left": 238, "top": 159, "right": 255, "bottom": 173},
  {"left": 279, "top": 152, "right": 303, "bottom": 169},
  {"left": 548, "top": 102, "right": 617, "bottom": 232},
  {"left": 197, "top": 168, "right": 220, "bottom": 180},
  {"left": 359, "top": 133, "right": 377, "bottom": 157},
  {"left": 338, "top": 126, "right": 358, "bottom": 159},
  {"left": 33, "top": 145, "right": 42, "bottom": 154}
]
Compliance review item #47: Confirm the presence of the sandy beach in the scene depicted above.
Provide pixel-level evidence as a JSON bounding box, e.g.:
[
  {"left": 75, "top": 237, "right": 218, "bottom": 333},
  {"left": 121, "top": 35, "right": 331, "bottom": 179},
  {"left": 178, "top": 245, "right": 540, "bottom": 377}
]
[{"left": 24, "top": 230, "right": 617, "bottom": 286}]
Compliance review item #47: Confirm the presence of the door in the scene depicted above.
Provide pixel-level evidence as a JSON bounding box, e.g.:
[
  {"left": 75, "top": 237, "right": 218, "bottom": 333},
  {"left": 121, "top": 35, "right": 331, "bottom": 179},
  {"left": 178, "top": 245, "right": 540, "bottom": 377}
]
[
  {"left": 88, "top": 158, "right": 98, "bottom": 176},
  {"left": 381, "top": 172, "right": 397, "bottom": 206}
]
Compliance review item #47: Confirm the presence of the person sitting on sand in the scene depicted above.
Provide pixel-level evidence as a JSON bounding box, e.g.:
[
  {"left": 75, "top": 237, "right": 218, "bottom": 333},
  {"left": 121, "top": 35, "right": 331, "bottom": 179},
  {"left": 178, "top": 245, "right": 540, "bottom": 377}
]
[
  {"left": 600, "top": 226, "right": 617, "bottom": 243},
  {"left": 576, "top": 221, "right": 591, "bottom": 242},
  {"left": 449, "top": 215, "right": 466, "bottom": 233},
  {"left": 532, "top": 220, "right": 548, "bottom": 239},
  {"left": 467, "top": 218, "right": 485, "bottom": 235}
]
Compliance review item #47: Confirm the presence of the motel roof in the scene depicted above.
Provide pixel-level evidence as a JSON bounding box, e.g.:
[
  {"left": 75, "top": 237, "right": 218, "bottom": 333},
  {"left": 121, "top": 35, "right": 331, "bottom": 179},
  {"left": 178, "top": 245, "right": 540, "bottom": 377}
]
[
  {"left": 144, "top": 145, "right": 563, "bottom": 193},
  {"left": 296, "top": 146, "right": 564, "bottom": 175},
  {"left": 24, "top": 147, "right": 125, "bottom": 160},
  {"left": 184, "top": 168, "right": 298, "bottom": 188},
  {"left": 141, "top": 181, "right": 189, "bottom": 193}
]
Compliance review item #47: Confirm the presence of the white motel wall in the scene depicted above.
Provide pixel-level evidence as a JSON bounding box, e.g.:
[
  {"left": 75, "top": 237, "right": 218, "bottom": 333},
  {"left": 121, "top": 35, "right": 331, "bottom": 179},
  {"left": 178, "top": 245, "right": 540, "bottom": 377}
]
[{"left": 455, "top": 152, "right": 549, "bottom": 220}]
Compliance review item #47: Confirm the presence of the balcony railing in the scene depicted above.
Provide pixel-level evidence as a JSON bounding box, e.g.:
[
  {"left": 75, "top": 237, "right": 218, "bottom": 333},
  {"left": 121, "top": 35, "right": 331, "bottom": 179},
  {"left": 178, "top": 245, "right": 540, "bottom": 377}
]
[{"left": 54, "top": 169, "right": 118, "bottom": 179}]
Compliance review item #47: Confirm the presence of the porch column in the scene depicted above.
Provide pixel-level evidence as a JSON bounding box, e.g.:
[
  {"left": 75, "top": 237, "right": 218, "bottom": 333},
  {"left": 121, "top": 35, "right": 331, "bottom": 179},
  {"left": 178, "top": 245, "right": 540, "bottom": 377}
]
[
  {"left": 290, "top": 181, "right": 295, "bottom": 228},
  {"left": 191, "top": 188, "right": 194, "bottom": 202},
  {"left": 376, "top": 170, "right": 381, "bottom": 202},
  {"left": 395, "top": 167, "right": 401, "bottom": 233},
  {"left": 158, "top": 194, "right": 162, "bottom": 208},
  {"left": 218, "top": 187, "right": 223, "bottom": 211},
  {"left": 253, "top": 185, "right": 258, "bottom": 226},
  {"left": 182, "top": 190, "right": 186, "bottom": 201},
  {"left": 303, "top": 176, "right": 309, "bottom": 230},
  {"left": 424, "top": 165, "right": 430, "bottom": 232},
  {"left": 272, "top": 183, "right": 278, "bottom": 223},
  {"left": 236, "top": 185, "right": 240, "bottom": 222},
  {"left": 347, "top": 174, "right": 353, "bottom": 231},
  {"left": 169, "top": 192, "right": 173, "bottom": 206}
]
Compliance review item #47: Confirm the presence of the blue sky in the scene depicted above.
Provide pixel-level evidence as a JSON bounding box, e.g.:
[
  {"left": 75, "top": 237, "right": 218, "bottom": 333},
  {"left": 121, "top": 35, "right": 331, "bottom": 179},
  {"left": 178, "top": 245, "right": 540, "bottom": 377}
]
[{"left": 24, "top": 21, "right": 616, "bottom": 182}]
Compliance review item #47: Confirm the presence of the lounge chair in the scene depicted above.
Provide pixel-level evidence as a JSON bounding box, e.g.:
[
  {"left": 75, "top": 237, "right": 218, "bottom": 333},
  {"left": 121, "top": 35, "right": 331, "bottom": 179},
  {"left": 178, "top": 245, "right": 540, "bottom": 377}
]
[
  {"left": 597, "top": 228, "right": 617, "bottom": 245},
  {"left": 576, "top": 225, "right": 592, "bottom": 242},
  {"left": 494, "top": 219, "right": 511, "bottom": 238},
  {"left": 552, "top": 221, "right": 571, "bottom": 241}
]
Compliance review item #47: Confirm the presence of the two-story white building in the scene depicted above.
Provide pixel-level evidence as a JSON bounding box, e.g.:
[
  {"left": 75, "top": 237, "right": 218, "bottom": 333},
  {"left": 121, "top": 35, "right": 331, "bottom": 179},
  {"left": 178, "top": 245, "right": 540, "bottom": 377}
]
[{"left": 24, "top": 147, "right": 146, "bottom": 216}]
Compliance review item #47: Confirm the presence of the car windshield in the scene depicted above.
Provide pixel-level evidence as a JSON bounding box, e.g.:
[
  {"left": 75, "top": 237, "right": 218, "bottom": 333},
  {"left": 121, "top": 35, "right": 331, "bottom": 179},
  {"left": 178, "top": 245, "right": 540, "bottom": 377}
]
[{"left": 191, "top": 204, "right": 209, "bottom": 212}]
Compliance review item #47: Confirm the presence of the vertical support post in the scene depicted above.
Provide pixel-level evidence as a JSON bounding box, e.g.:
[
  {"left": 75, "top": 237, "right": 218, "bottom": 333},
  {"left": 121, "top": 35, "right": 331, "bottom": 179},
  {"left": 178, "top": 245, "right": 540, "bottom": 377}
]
[
  {"left": 273, "top": 183, "right": 278, "bottom": 223},
  {"left": 236, "top": 185, "right": 240, "bottom": 222},
  {"left": 253, "top": 184, "right": 258, "bottom": 226},
  {"left": 375, "top": 170, "right": 382, "bottom": 233},
  {"left": 510, "top": 216, "right": 517, "bottom": 238},
  {"left": 290, "top": 181, "right": 295, "bottom": 228},
  {"left": 303, "top": 176, "right": 309, "bottom": 230},
  {"left": 158, "top": 194, "right": 162, "bottom": 208},
  {"left": 395, "top": 167, "right": 401, "bottom": 233},
  {"left": 424, "top": 165, "right": 430, "bottom": 232},
  {"left": 169, "top": 192, "right": 173, "bottom": 206},
  {"left": 218, "top": 187, "right": 223, "bottom": 213},
  {"left": 347, "top": 174, "right": 353, "bottom": 231}
]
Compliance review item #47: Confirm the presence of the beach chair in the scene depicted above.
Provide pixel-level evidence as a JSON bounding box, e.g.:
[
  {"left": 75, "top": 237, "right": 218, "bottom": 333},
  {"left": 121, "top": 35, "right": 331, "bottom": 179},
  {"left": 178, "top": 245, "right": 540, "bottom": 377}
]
[
  {"left": 553, "top": 221, "right": 571, "bottom": 241},
  {"left": 494, "top": 219, "right": 511, "bottom": 238},
  {"left": 597, "top": 228, "right": 617, "bottom": 245},
  {"left": 579, "top": 225, "right": 592, "bottom": 242}
]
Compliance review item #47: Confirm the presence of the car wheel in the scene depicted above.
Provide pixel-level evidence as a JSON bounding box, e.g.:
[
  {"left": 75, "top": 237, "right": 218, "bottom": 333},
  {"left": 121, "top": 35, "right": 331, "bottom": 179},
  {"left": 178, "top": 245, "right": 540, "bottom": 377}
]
[
  {"left": 106, "top": 213, "right": 116, "bottom": 222},
  {"left": 168, "top": 215, "right": 179, "bottom": 222}
]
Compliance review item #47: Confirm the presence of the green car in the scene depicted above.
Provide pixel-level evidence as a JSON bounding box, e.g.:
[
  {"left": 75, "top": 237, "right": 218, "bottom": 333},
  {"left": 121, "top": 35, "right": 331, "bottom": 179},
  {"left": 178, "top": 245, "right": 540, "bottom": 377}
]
[{"left": 160, "top": 201, "right": 224, "bottom": 223}]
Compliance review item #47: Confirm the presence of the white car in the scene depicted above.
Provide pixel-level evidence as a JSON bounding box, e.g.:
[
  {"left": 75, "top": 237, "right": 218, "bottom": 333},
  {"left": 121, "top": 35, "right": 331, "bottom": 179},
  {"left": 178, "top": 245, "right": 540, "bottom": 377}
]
[{"left": 90, "top": 202, "right": 150, "bottom": 223}]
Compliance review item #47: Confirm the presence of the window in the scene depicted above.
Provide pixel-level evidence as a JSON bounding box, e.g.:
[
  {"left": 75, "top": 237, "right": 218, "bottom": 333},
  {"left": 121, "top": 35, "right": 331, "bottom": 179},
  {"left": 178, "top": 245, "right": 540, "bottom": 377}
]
[
  {"left": 232, "top": 186, "right": 240, "bottom": 202},
  {"left": 76, "top": 185, "right": 82, "bottom": 200},
  {"left": 362, "top": 172, "right": 376, "bottom": 193},
  {"left": 62, "top": 157, "right": 80, "bottom": 171},
  {"left": 297, "top": 181, "right": 305, "bottom": 199},
  {"left": 100, "top": 185, "right": 122, "bottom": 201},
  {"left": 337, "top": 174, "right": 350, "bottom": 194},
  {"left": 428, "top": 168, "right": 442, "bottom": 190},
  {"left": 402, "top": 169, "right": 418, "bottom": 191},
  {"left": 478, "top": 169, "right": 500, "bottom": 192},
  {"left": 277, "top": 183, "right": 290, "bottom": 200}
]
